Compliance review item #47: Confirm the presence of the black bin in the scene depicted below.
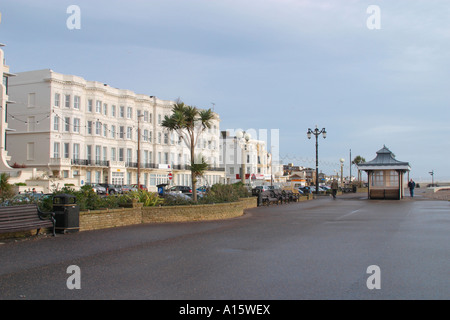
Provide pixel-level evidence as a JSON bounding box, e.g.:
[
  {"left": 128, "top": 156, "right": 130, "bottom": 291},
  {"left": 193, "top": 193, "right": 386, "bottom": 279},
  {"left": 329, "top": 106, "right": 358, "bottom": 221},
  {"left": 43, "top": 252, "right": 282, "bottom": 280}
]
[{"left": 53, "top": 194, "right": 80, "bottom": 234}]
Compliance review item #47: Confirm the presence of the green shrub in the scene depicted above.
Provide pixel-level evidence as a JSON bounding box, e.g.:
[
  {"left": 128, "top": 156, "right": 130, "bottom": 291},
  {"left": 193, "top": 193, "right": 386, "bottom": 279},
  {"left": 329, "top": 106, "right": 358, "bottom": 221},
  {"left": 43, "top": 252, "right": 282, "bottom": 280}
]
[
  {"left": 162, "top": 194, "right": 194, "bottom": 206},
  {"left": 122, "top": 189, "right": 163, "bottom": 207}
]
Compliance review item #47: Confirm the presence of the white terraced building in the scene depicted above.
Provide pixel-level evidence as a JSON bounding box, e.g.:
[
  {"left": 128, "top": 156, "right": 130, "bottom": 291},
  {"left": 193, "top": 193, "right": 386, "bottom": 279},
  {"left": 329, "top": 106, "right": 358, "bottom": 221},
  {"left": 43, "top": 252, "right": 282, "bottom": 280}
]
[
  {"left": 7, "top": 69, "right": 225, "bottom": 191},
  {"left": 0, "top": 44, "right": 15, "bottom": 171}
]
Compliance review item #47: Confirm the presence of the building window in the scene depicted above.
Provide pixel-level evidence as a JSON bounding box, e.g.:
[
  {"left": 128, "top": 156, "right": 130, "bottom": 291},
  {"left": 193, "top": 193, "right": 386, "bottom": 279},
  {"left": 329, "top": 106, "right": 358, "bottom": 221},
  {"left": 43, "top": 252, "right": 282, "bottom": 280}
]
[
  {"left": 88, "top": 99, "right": 93, "bottom": 112},
  {"left": 73, "top": 118, "right": 80, "bottom": 133},
  {"left": 103, "top": 147, "right": 107, "bottom": 161},
  {"left": 103, "top": 124, "right": 108, "bottom": 137},
  {"left": 111, "top": 147, "right": 116, "bottom": 161},
  {"left": 74, "top": 96, "right": 80, "bottom": 109},
  {"left": 119, "top": 106, "right": 125, "bottom": 118},
  {"left": 96, "top": 101, "right": 102, "bottom": 113},
  {"left": 65, "top": 95, "right": 71, "bottom": 108},
  {"left": 119, "top": 148, "right": 124, "bottom": 162},
  {"left": 127, "top": 107, "right": 132, "bottom": 119},
  {"left": 95, "top": 146, "right": 101, "bottom": 162},
  {"left": 164, "top": 152, "right": 169, "bottom": 164},
  {"left": 103, "top": 103, "right": 108, "bottom": 116},
  {"left": 64, "top": 117, "right": 70, "bottom": 132},
  {"left": 119, "top": 126, "right": 124, "bottom": 139},
  {"left": 95, "top": 121, "right": 101, "bottom": 135},
  {"left": 158, "top": 132, "right": 161, "bottom": 144},
  {"left": 54, "top": 93, "right": 60, "bottom": 107},
  {"left": 64, "top": 143, "right": 70, "bottom": 159},
  {"left": 127, "top": 127, "right": 132, "bottom": 140},
  {"left": 144, "top": 111, "right": 149, "bottom": 122},
  {"left": 143, "top": 129, "right": 148, "bottom": 142},
  {"left": 53, "top": 116, "right": 59, "bottom": 131},
  {"left": 111, "top": 105, "right": 116, "bottom": 117},
  {"left": 86, "top": 145, "right": 92, "bottom": 161},
  {"left": 87, "top": 121, "right": 93, "bottom": 135},
  {"left": 53, "top": 142, "right": 60, "bottom": 159},
  {"left": 158, "top": 114, "right": 161, "bottom": 124},
  {"left": 111, "top": 125, "right": 116, "bottom": 139},
  {"left": 164, "top": 133, "right": 169, "bottom": 144},
  {"left": 127, "top": 148, "right": 132, "bottom": 164},
  {"left": 73, "top": 144, "right": 80, "bottom": 160}
]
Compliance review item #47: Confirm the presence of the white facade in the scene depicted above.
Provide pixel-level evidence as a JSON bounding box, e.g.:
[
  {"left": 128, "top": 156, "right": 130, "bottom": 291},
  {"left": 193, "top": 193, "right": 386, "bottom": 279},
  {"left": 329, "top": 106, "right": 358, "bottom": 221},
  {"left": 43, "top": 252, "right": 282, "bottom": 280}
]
[
  {"left": 0, "top": 44, "right": 15, "bottom": 171},
  {"left": 7, "top": 69, "right": 225, "bottom": 191},
  {"left": 219, "top": 131, "right": 272, "bottom": 185}
]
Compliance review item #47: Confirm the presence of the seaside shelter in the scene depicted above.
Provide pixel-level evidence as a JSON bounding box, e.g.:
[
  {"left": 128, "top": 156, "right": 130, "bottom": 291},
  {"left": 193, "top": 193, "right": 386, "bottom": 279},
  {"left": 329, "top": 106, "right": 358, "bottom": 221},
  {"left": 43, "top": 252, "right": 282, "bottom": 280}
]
[{"left": 357, "top": 146, "right": 411, "bottom": 200}]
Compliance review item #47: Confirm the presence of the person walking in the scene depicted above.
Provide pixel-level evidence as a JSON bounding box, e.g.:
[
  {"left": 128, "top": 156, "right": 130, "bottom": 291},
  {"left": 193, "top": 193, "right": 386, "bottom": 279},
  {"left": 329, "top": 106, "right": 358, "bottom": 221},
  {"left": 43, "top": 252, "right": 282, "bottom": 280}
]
[
  {"left": 408, "top": 179, "right": 416, "bottom": 197},
  {"left": 331, "top": 179, "right": 339, "bottom": 199}
]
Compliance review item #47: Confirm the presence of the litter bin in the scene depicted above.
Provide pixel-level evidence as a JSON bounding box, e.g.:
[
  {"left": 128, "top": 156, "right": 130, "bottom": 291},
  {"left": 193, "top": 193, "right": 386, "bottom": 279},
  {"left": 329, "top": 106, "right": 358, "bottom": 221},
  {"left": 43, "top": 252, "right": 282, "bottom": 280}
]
[
  {"left": 257, "top": 191, "right": 263, "bottom": 207},
  {"left": 53, "top": 194, "right": 80, "bottom": 234}
]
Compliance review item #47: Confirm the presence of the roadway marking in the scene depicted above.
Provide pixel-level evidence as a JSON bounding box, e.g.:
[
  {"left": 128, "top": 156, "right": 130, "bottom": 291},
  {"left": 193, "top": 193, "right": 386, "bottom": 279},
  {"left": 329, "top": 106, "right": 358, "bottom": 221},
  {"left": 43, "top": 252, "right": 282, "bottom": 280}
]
[{"left": 336, "top": 209, "right": 361, "bottom": 220}]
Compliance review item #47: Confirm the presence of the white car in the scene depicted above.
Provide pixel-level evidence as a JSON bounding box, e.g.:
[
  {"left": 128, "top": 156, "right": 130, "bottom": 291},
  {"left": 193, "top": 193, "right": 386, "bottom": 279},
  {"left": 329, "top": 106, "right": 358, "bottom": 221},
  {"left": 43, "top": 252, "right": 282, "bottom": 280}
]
[{"left": 90, "top": 184, "right": 106, "bottom": 194}]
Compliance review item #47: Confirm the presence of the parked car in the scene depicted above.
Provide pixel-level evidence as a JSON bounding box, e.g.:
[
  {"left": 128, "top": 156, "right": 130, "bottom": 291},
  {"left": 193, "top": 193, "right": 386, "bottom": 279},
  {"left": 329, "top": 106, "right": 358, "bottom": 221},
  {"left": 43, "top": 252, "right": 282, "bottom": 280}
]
[
  {"left": 99, "top": 184, "right": 123, "bottom": 194},
  {"left": 168, "top": 186, "right": 192, "bottom": 194},
  {"left": 299, "top": 186, "right": 311, "bottom": 194},
  {"left": 252, "top": 185, "right": 269, "bottom": 196},
  {"left": 121, "top": 185, "right": 137, "bottom": 193},
  {"left": 131, "top": 184, "right": 148, "bottom": 191},
  {"left": 88, "top": 184, "right": 107, "bottom": 194},
  {"left": 0, "top": 193, "right": 53, "bottom": 207}
]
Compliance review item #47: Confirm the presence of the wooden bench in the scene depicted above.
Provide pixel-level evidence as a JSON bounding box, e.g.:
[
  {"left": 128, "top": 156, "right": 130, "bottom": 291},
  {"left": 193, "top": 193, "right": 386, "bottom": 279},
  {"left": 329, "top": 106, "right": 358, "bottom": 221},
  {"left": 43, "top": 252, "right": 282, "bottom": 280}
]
[
  {"left": 261, "top": 190, "right": 280, "bottom": 206},
  {"left": 370, "top": 189, "right": 400, "bottom": 200},
  {"left": 0, "top": 204, "right": 56, "bottom": 236}
]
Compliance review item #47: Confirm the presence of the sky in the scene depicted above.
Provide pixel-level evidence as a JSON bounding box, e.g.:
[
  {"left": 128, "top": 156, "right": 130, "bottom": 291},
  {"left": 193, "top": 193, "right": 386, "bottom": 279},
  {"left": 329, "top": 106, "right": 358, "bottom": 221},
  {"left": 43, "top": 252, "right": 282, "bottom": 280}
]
[{"left": 1, "top": 0, "right": 449, "bottom": 182}]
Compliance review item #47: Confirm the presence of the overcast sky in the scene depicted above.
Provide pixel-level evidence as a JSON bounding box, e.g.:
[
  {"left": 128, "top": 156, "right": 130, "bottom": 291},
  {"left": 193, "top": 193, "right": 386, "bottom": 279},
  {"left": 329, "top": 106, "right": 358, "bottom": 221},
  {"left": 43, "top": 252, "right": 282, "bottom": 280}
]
[{"left": 1, "top": 0, "right": 449, "bottom": 181}]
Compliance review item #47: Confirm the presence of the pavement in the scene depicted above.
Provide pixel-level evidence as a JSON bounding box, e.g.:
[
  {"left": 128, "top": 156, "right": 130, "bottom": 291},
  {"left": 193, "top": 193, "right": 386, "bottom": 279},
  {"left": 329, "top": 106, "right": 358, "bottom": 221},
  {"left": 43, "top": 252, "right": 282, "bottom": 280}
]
[{"left": 0, "top": 192, "right": 449, "bottom": 300}]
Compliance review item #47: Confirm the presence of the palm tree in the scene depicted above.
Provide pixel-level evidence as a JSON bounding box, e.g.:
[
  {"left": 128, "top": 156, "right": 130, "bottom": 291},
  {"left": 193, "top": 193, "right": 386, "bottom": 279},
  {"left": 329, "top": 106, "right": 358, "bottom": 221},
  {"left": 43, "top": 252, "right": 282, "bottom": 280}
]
[
  {"left": 0, "top": 173, "right": 14, "bottom": 203},
  {"left": 352, "top": 155, "right": 366, "bottom": 186},
  {"left": 161, "top": 101, "right": 215, "bottom": 201}
]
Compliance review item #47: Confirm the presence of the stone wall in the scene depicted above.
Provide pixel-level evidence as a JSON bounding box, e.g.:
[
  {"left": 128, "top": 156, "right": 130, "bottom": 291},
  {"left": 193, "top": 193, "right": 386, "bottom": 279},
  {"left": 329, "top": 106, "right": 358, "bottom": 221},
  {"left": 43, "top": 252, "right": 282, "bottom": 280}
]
[{"left": 80, "top": 197, "right": 258, "bottom": 231}]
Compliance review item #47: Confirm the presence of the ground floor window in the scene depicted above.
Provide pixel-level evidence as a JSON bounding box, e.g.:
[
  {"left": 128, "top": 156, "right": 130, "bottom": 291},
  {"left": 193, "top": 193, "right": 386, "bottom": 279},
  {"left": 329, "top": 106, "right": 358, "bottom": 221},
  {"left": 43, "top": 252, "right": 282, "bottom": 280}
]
[
  {"left": 371, "top": 170, "right": 399, "bottom": 187},
  {"left": 112, "top": 172, "right": 124, "bottom": 185}
]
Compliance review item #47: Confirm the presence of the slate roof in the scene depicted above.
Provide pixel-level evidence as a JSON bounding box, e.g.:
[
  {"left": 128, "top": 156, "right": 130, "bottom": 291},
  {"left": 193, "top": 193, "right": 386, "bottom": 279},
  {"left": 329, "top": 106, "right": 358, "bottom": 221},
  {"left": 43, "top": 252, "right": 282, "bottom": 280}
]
[{"left": 357, "top": 145, "right": 410, "bottom": 170}]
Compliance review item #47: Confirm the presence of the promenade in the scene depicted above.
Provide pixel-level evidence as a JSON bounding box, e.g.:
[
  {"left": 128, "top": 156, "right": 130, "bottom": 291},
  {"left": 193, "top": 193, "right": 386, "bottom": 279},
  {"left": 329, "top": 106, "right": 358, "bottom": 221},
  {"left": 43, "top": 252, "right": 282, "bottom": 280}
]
[{"left": 0, "top": 192, "right": 449, "bottom": 300}]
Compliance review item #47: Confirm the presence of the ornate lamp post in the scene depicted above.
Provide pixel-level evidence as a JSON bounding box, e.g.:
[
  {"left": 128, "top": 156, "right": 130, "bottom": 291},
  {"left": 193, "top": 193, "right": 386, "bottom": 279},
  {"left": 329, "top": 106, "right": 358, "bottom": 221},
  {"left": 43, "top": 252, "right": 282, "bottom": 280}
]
[
  {"left": 307, "top": 126, "right": 326, "bottom": 196},
  {"left": 340, "top": 158, "right": 345, "bottom": 187},
  {"left": 137, "top": 114, "right": 144, "bottom": 189},
  {"left": 236, "top": 130, "right": 251, "bottom": 185}
]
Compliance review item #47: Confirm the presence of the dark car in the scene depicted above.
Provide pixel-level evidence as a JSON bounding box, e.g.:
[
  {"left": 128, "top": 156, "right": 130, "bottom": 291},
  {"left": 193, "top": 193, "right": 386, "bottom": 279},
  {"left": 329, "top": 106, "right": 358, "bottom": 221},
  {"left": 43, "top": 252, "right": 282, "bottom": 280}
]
[
  {"left": 99, "top": 184, "right": 123, "bottom": 194},
  {"left": 168, "top": 186, "right": 192, "bottom": 194}
]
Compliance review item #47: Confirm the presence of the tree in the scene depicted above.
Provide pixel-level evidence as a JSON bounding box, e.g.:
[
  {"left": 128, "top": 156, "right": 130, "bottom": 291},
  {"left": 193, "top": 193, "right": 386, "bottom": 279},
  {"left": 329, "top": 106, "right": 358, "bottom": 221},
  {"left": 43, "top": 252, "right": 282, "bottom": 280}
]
[
  {"left": 161, "top": 101, "right": 215, "bottom": 202},
  {"left": 352, "top": 155, "right": 366, "bottom": 185}
]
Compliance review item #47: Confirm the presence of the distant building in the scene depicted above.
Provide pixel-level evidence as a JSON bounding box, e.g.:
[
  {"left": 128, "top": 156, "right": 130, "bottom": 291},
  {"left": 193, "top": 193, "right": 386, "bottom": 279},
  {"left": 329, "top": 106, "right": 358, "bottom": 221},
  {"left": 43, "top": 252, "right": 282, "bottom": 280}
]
[{"left": 220, "top": 130, "right": 274, "bottom": 185}]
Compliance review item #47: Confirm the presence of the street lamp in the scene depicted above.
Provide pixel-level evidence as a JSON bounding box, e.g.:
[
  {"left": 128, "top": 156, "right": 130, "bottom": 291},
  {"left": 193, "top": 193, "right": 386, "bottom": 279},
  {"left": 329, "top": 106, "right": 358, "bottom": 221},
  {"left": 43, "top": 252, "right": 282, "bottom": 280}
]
[
  {"left": 429, "top": 170, "right": 435, "bottom": 186},
  {"left": 340, "top": 158, "right": 345, "bottom": 187},
  {"left": 137, "top": 114, "right": 144, "bottom": 189},
  {"left": 307, "top": 125, "right": 326, "bottom": 196},
  {"left": 236, "top": 130, "right": 251, "bottom": 185}
]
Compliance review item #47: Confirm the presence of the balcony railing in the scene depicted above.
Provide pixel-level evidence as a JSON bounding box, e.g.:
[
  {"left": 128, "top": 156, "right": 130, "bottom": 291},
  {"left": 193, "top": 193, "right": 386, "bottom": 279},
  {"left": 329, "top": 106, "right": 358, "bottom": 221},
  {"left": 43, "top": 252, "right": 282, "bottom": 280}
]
[
  {"left": 71, "top": 159, "right": 109, "bottom": 167},
  {"left": 52, "top": 159, "right": 225, "bottom": 172}
]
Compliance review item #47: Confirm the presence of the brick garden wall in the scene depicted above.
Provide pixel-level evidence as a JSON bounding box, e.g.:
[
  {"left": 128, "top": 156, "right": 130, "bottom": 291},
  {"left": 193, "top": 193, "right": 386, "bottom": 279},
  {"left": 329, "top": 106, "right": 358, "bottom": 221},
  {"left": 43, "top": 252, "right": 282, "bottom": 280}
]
[{"left": 80, "top": 197, "right": 258, "bottom": 232}]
